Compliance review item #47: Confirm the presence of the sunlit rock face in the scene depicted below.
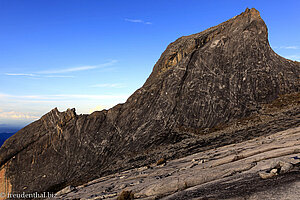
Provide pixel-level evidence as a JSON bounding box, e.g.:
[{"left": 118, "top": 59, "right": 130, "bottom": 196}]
[{"left": 0, "top": 8, "right": 299, "bottom": 195}]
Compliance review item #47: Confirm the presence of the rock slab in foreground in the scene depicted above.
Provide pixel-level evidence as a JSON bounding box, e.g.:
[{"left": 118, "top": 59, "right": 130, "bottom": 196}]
[{"left": 51, "top": 126, "right": 300, "bottom": 200}]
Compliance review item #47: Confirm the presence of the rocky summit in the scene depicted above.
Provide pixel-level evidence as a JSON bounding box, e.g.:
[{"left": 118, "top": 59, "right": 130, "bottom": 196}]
[{"left": 0, "top": 8, "right": 299, "bottom": 199}]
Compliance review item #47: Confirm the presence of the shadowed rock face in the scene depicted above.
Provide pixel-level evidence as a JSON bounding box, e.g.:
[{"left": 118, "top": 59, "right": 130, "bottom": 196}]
[{"left": 0, "top": 8, "right": 299, "bottom": 195}]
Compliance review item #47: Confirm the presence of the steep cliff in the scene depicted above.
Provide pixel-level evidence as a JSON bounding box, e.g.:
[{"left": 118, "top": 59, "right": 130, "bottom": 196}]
[{"left": 0, "top": 8, "right": 299, "bottom": 195}]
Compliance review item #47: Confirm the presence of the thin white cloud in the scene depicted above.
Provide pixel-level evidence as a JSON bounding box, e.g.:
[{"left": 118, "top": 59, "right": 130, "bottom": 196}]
[
  {"left": 38, "top": 60, "right": 118, "bottom": 74},
  {"left": 286, "top": 54, "right": 300, "bottom": 61},
  {"left": 90, "top": 83, "right": 126, "bottom": 88},
  {"left": 0, "top": 93, "right": 56, "bottom": 100},
  {"left": 37, "top": 65, "right": 97, "bottom": 74},
  {"left": 89, "top": 105, "right": 107, "bottom": 113},
  {"left": 0, "top": 93, "right": 130, "bottom": 101},
  {"left": 4, "top": 60, "right": 118, "bottom": 77},
  {"left": 45, "top": 75, "right": 75, "bottom": 78},
  {"left": 4, "top": 74, "right": 74, "bottom": 78},
  {"left": 274, "top": 46, "right": 299, "bottom": 50},
  {"left": 125, "top": 18, "right": 143, "bottom": 23},
  {"left": 5, "top": 73, "right": 37, "bottom": 77},
  {"left": 125, "top": 18, "right": 152, "bottom": 25},
  {"left": 283, "top": 46, "right": 298, "bottom": 49},
  {"left": 52, "top": 94, "right": 129, "bottom": 100},
  {"left": 0, "top": 93, "right": 10, "bottom": 98},
  {"left": 0, "top": 111, "right": 39, "bottom": 120}
]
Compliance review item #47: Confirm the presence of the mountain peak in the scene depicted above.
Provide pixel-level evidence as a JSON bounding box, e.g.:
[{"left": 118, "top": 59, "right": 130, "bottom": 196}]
[
  {"left": 244, "top": 7, "right": 260, "bottom": 16},
  {"left": 0, "top": 9, "right": 299, "bottom": 196},
  {"left": 236, "top": 7, "right": 262, "bottom": 22},
  {"left": 146, "top": 8, "right": 268, "bottom": 85}
]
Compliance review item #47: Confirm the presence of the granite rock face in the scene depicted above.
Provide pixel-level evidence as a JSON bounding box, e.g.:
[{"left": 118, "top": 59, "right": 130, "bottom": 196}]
[
  {"left": 0, "top": 8, "right": 299, "bottom": 196},
  {"left": 50, "top": 126, "right": 300, "bottom": 200}
]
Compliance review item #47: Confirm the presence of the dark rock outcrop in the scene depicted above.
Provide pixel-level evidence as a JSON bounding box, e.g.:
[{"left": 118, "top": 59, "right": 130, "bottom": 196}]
[{"left": 0, "top": 8, "right": 299, "bottom": 196}]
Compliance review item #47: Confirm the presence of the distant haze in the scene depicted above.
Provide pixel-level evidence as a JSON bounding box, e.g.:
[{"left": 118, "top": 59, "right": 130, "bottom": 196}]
[
  {"left": 0, "top": 124, "right": 20, "bottom": 146},
  {"left": 0, "top": 124, "right": 22, "bottom": 133}
]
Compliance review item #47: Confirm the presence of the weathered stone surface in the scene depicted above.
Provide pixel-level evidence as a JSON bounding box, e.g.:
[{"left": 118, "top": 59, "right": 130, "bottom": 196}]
[
  {"left": 0, "top": 8, "right": 299, "bottom": 196},
  {"left": 50, "top": 126, "right": 300, "bottom": 200}
]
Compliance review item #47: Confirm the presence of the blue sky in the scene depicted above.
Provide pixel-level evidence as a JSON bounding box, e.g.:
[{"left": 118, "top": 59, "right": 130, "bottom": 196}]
[{"left": 0, "top": 0, "right": 299, "bottom": 127}]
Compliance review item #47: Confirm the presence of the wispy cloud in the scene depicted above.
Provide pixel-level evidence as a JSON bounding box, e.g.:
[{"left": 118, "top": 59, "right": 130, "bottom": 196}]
[
  {"left": 4, "top": 60, "right": 118, "bottom": 78},
  {"left": 38, "top": 65, "right": 97, "bottom": 74},
  {"left": 284, "top": 46, "right": 299, "bottom": 49},
  {"left": 90, "top": 83, "right": 126, "bottom": 88},
  {"left": 4, "top": 73, "right": 75, "bottom": 79},
  {"left": 0, "top": 93, "right": 130, "bottom": 101},
  {"left": 45, "top": 75, "right": 75, "bottom": 78},
  {"left": 125, "top": 18, "right": 152, "bottom": 25},
  {"left": 125, "top": 18, "right": 143, "bottom": 23},
  {"left": 274, "top": 46, "right": 299, "bottom": 50},
  {"left": 0, "top": 111, "right": 39, "bottom": 120},
  {"left": 5, "top": 73, "right": 37, "bottom": 77},
  {"left": 37, "top": 60, "right": 117, "bottom": 74},
  {"left": 286, "top": 54, "right": 300, "bottom": 61},
  {"left": 50, "top": 94, "right": 129, "bottom": 100},
  {"left": 89, "top": 105, "right": 106, "bottom": 113}
]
